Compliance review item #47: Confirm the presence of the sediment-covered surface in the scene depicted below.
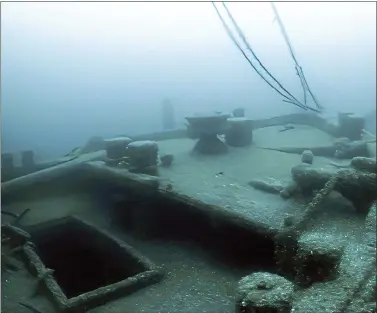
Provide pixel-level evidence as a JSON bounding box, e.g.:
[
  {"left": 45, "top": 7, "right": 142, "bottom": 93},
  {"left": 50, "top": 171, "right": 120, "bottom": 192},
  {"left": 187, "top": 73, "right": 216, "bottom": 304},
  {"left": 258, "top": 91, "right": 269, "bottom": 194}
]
[{"left": 2, "top": 125, "right": 374, "bottom": 313}]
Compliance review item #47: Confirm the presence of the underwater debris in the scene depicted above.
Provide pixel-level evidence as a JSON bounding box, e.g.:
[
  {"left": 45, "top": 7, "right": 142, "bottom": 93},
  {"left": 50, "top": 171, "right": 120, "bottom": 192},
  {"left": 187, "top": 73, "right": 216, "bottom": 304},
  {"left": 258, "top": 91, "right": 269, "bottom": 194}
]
[
  {"left": 248, "top": 178, "right": 284, "bottom": 194},
  {"left": 291, "top": 163, "right": 334, "bottom": 191},
  {"left": 274, "top": 158, "right": 377, "bottom": 217},
  {"left": 291, "top": 164, "right": 376, "bottom": 214},
  {"left": 259, "top": 139, "right": 371, "bottom": 159},
  {"left": 257, "top": 145, "right": 336, "bottom": 157},
  {"left": 274, "top": 172, "right": 375, "bottom": 286},
  {"left": 291, "top": 167, "right": 376, "bottom": 231}
]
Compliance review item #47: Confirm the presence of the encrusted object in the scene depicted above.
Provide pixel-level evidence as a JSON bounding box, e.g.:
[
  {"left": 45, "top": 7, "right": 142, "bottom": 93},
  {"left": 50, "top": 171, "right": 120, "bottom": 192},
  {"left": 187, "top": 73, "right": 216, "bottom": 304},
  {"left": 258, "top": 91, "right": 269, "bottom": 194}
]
[
  {"left": 22, "top": 216, "right": 164, "bottom": 312},
  {"left": 301, "top": 150, "right": 314, "bottom": 164},
  {"left": 1, "top": 224, "right": 31, "bottom": 272},
  {"left": 293, "top": 169, "right": 376, "bottom": 232},
  {"left": 235, "top": 272, "right": 294, "bottom": 313},
  {"left": 295, "top": 232, "right": 345, "bottom": 287},
  {"left": 275, "top": 168, "right": 376, "bottom": 279}
]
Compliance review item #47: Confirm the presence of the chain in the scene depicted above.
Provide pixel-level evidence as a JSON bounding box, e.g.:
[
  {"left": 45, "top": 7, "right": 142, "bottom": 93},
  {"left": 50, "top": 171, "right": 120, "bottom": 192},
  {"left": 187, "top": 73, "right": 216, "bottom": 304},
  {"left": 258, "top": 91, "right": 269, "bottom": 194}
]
[{"left": 295, "top": 170, "right": 376, "bottom": 232}]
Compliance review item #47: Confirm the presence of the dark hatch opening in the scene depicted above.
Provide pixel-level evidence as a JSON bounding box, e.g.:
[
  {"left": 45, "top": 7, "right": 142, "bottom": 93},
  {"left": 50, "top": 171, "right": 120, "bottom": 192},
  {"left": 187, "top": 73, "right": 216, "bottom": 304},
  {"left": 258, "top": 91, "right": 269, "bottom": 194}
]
[{"left": 31, "top": 219, "right": 146, "bottom": 299}]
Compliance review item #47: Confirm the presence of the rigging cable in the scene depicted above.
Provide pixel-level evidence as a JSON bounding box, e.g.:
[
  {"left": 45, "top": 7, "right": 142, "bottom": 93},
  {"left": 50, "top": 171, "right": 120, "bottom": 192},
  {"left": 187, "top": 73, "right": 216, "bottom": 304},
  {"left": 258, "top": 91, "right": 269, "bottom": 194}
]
[
  {"left": 270, "top": 2, "right": 323, "bottom": 111},
  {"left": 213, "top": 2, "right": 321, "bottom": 113},
  {"left": 211, "top": 2, "right": 308, "bottom": 111},
  {"left": 221, "top": 2, "right": 303, "bottom": 109}
]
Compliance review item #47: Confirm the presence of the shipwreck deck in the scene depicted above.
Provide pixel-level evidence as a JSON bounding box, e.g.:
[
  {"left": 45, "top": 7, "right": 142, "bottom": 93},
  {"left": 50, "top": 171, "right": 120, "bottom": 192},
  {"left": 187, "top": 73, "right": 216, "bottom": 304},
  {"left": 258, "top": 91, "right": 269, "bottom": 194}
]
[
  {"left": 156, "top": 126, "right": 364, "bottom": 234},
  {"left": 1, "top": 124, "right": 374, "bottom": 313}
]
